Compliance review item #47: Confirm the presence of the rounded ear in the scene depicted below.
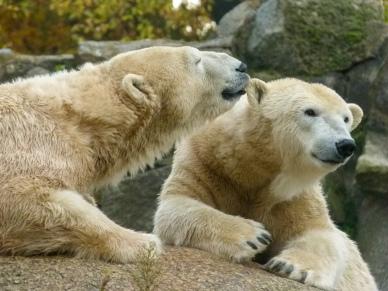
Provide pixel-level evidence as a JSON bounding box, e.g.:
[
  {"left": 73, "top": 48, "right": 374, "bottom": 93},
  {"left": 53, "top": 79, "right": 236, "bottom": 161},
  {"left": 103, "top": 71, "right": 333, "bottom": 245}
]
[
  {"left": 121, "top": 73, "right": 156, "bottom": 104},
  {"left": 348, "top": 103, "right": 363, "bottom": 131},
  {"left": 247, "top": 78, "right": 267, "bottom": 105}
]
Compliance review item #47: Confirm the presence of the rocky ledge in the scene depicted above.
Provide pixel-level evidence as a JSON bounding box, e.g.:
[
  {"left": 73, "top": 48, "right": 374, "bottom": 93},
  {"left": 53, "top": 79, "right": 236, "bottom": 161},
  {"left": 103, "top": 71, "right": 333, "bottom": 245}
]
[{"left": 0, "top": 247, "right": 317, "bottom": 291}]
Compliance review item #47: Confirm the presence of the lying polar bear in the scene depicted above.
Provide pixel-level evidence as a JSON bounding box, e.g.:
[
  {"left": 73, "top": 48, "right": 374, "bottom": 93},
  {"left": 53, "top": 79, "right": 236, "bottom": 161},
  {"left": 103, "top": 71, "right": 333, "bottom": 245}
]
[
  {"left": 154, "top": 78, "right": 377, "bottom": 290},
  {"left": 0, "top": 46, "right": 249, "bottom": 263}
]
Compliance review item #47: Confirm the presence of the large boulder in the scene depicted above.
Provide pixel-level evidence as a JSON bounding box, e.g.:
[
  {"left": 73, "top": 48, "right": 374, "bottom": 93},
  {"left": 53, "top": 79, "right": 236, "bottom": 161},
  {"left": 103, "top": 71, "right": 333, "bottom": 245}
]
[
  {"left": 77, "top": 38, "right": 233, "bottom": 63},
  {"left": 0, "top": 248, "right": 318, "bottom": 291},
  {"left": 0, "top": 49, "right": 77, "bottom": 83},
  {"left": 223, "top": 0, "right": 385, "bottom": 75},
  {"left": 357, "top": 196, "right": 388, "bottom": 291},
  {"left": 356, "top": 34, "right": 388, "bottom": 290},
  {"left": 97, "top": 161, "right": 172, "bottom": 232}
]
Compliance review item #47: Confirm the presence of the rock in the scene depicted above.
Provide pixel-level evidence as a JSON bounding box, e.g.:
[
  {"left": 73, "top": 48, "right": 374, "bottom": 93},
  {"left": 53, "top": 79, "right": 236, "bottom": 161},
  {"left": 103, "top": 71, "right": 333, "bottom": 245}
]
[
  {"left": 212, "top": 0, "right": 242, "bottom": 23},
  {"left": 25, "top": 67, "right": 50, "bottom": 78},
  {"left": 217, "top": 1, "right": 262, "bottom": 38},
  {"left": 0, "top": 248, "right": 318, "bottom": 291},
  {"left": 309, "top": 72, "right": 348, "bottom": 98},
  {"left": 233, "top": 0, "right": 385, "bottom": 75},
  {"left": 97, "top": 163, "right": 172, "bottom": 232},
  {"left": 356, "top": 132, "right": 388, "bottom": 194},
  {"left": 357, "top": 196, "right": 388, "bottom": 291},
  {"left": 355, "top": 34, "right": 388, "bottom": 290},
  {"left": 78, "top": 38, "right": 233, "bottom": 63},
  {"left": 0, "top": 52, "right": 77, "bottom": 83}
]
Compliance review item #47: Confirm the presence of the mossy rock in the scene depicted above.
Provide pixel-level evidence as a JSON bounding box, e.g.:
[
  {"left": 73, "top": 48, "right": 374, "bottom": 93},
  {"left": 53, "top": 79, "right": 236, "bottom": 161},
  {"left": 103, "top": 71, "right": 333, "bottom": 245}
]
[{"left": 244, "top": 0, "right": 385, "bottom": 75}]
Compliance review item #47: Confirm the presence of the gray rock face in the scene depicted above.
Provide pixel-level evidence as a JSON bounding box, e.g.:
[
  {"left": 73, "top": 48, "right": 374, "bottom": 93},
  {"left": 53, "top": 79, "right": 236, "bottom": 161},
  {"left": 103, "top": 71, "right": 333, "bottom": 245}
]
[
  {"left": 357, "top": 132, "right": 388, "bottom": 194},
  {"left": 78, "top": 38, "right": 233, "bottom": 63},
  {"left": 0, "top": 50, "right": 76, "bottom": 83},
  {"left": 355, "top": 34, "right": 388, "bottom": 290},
  {"left": 217, "top": 1, "right": 261, "bottom": 38},
  {"left": 230, "top": 0, "right": 385, "bottom": 75},
  {"left": 357, "top": 196, "right": 388, "bottom": 291},
  {"left": 97, "top": 163, "right": 172, "bottom": 232}
]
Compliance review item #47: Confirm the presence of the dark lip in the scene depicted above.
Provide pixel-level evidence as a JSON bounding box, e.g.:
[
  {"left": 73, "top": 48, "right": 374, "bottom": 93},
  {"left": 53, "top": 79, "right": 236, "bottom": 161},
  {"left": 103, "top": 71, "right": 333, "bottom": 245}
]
[
  {"left": 311, "top": 153, "right": 344, "bottom": 165},
  {"left": 221, "top": 74, "right": 249, "bottom": 101},
  {"left": 222, "top": 89, "right": 246, "bottom": 100}
]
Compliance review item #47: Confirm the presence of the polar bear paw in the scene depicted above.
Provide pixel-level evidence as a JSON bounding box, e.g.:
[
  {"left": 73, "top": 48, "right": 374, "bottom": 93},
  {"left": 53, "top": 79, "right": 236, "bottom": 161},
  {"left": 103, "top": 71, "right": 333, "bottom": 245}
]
[
  {"left": 223, "top": 218, "right": 272, "bottom": 262},
  {"left": 265, "top": 257, "right": 335, "bottom": 290}
]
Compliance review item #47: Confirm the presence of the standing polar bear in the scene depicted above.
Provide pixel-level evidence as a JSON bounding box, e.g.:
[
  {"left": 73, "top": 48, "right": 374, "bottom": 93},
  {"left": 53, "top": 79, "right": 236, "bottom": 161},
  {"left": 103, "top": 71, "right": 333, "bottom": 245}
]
[
  {"left": 154, "top": 78, "right": 377, "bottom": 290},
  {"left": 0, "top": 46, "right": 249, "bottom": 263}
]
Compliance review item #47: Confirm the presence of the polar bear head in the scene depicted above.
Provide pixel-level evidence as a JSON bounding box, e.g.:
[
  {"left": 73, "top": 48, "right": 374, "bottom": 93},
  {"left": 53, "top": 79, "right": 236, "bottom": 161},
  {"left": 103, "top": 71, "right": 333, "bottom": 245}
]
[
  {"left": 252, "top": 78, "right": 363, "bottom": 174},
  {"left": 108, "top": 46, "right": 249, "bottom": 126}
]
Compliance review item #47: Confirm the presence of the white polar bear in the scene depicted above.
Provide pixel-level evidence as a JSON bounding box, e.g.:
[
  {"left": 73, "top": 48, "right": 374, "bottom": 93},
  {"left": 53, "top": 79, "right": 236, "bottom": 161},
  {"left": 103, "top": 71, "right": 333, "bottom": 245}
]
[
  {"left": 154, "top": 78, "right": 377, "bottom": 290},
  {"left": 0, "top": 46, "right": 249, "bottom": 263}
]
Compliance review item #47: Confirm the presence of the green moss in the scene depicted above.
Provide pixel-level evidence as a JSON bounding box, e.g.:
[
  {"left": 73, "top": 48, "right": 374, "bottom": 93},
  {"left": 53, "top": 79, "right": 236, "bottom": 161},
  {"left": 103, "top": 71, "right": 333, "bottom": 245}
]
[
  {"left": 284, "top": 0, "right": 383, "bottom": 75},
  {"left": 54, "top": 64, "right": 66, "bottom": 72},
  {"left": 385, "top": 1, "right": 388, "bottom": 22}
]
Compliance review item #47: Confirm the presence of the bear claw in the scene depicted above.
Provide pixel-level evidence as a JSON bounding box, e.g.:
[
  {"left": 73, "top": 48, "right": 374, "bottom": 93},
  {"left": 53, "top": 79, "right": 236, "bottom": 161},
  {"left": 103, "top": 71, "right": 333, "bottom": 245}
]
[{"left": 265, "top": 257, "right": 310, "bottom": 284}]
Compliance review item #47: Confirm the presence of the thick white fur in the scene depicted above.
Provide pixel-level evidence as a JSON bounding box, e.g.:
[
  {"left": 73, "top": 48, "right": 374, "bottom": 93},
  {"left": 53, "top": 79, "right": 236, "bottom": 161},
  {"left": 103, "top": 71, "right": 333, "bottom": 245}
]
[
  {"left": 154, "top": 78, "right": 377, "bottom": 290},
  {"left": 0, "top": 46, "right": 247, "bottom": 262}
]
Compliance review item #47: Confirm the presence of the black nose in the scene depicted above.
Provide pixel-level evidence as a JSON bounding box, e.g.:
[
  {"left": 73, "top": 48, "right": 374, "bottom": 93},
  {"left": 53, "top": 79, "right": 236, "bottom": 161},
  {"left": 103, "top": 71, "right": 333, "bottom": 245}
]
[
  {"left": 236, "top": 62, "right": 247, "bottom": 73},
  {"left": 336, "top": 139, "right": 356, "bottom": 159}
]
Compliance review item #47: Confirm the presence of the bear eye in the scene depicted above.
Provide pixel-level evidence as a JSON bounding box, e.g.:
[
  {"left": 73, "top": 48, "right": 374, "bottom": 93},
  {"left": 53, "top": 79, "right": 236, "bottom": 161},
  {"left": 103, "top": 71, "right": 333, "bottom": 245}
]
[
  {"left": 304, "top": 109, "right": 318, "bottom": 117},
  {"left": 195, "top": 57, "right": 202, "bottom": 65},
  {"left": 344, "top": 116, "right": 349, "bottom": 123}
]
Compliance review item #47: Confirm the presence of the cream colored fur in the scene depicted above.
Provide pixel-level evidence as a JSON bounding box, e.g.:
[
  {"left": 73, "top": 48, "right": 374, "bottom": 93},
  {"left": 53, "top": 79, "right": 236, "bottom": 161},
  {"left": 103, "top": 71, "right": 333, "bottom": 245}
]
[
  {"left": 154, "top": 78, "right": 377, "bottom": 290},
  {"left": 0, "top": 46, "right": 247, "bottom": 262}
]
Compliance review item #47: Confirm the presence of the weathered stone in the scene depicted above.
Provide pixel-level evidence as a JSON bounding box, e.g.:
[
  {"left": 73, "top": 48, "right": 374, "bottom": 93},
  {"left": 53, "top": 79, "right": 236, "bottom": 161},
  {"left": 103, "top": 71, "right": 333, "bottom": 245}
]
[
  {"left": 97, "top": 164, "right": 172, "bottom": 232},
  {"left": 309, "top": 72, "right": 348, "bottom": 98},
  {"left": 356, "top": 132, "right": 388, "bottom": 194},
  {"left": 217, "top": 0, "right": 262, "bottom": 38},
  {"left": 78, "top": 38, "right": 233, "bottom": 63},
  {"left": 25, "top": 67, "right": 50, "bottom": 78},
  {"left": 0, "top": 52, "right": 77, "bottom": 83},
  {"left": 0, "top": 248, "right": 318, "bottom": 291},
  {"left": 238, "top": 0, "right": 385, "bottom": 75},
  {"left": 357, "top": 196, "right": 388, "bottom": 291},
  {"left": 345, "top": 58, "right": 381, "bottom": 113}
]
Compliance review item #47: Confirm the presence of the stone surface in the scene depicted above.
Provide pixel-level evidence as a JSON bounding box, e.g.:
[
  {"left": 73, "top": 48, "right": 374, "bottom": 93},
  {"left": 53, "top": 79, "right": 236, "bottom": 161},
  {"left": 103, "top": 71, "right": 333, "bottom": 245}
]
[
  {"left": 357, "top": 196, "right": 388, "bottom": 291},
  {"left": 0, "top": 248, "right": 318, "bottom": 291},
  {"left": 78, "top": 38, "right": 233, "bottom": 62},
  {"left": 0, "top": 51, "right": 76, "bottom": 83},
  {"left": 356, "top": 132, "right": 388, "bottom": 194},
  {"left": 97, "top": 162, "right": 172, "bottom": 232},
  {"left": 217, "top": 0, "right": 262, "bottom": 38},
  {"left": 235, "top": 0, "right": 385, "bottom": 75}
]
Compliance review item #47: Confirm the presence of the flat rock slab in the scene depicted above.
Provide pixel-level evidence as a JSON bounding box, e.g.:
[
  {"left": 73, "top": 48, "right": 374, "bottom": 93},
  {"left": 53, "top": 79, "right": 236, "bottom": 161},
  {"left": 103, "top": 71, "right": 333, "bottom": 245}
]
[{"left": 0, "top": 247, "right": 317, "bottom": 291}]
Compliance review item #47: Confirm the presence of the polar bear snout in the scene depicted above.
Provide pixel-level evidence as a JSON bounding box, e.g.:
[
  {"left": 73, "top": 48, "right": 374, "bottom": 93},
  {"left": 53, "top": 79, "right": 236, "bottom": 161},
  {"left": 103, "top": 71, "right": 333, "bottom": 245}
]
[
  {"left": 335, "top": 139, "right": 356, "bottom": 159},
  {"left": 312, "top": 137, "right": 356, "bottom": 166},
  {"left": 235, "top": 62, "right": 248, "bottom": 73},
  {"left": 221, "top": 62, "right": 249, "bottom": 101}
]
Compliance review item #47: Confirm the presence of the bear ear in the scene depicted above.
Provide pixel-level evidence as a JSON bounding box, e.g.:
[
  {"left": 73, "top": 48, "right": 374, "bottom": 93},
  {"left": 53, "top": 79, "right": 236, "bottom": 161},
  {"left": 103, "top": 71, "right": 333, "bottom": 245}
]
[
  {"left": 348, "top": 103, "right": 363, "bottom": 131},
  {"left": 247, "top": 78, "right": 267, "bottom": 105},
  {"left": 121, "top": 73, "right": 156, "bottom": 105}
]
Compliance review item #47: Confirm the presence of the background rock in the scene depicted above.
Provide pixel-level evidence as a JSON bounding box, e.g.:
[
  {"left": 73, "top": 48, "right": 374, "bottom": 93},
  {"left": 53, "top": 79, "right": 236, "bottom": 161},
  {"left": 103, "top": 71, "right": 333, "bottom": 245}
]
[
  {"left": 0, "top": 248, "right": 318, "bottom": 291},
  {"left": 97, "top": 161, "right": 172, "bottom": 232},
  {"left": 77, "top": 38, "right": 233, "bottom": 63},
  {"left": 357, "top": 196, "right": 388, "bottom": 291},
  {"left": 226, "top": 0, "right": 385, "bottom": 75},
  {"left": 0, "top": 50, "right": 76, "bottom": 83}
]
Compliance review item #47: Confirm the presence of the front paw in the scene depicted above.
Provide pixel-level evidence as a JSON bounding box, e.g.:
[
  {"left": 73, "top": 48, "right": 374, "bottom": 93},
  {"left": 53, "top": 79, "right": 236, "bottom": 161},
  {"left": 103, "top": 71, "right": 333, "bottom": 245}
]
[
  {"left": 223, "top": 218, "right": 272, "bottom": 262},
  {"left": 265, "top": 257, "right": 334, "bottom": 290}
]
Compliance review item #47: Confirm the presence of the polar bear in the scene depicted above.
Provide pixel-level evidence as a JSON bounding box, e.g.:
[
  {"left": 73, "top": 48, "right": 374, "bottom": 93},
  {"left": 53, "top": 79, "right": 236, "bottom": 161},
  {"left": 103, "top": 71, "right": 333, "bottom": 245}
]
[
  {"left": 154, "top": 78, "right": 377, "bottom": 290},
  {"left": 0, "top": 46, "right": 249, "bottom": 263}
]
